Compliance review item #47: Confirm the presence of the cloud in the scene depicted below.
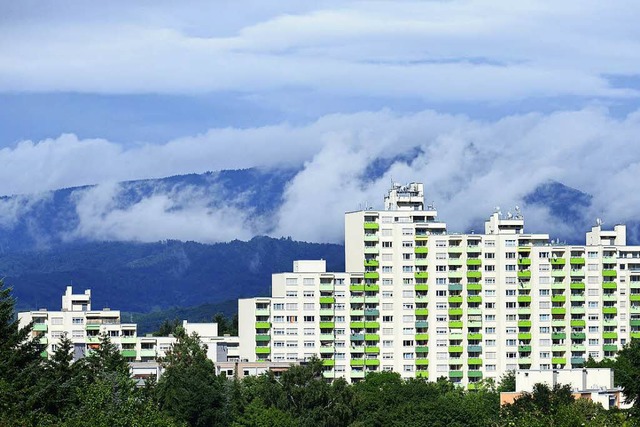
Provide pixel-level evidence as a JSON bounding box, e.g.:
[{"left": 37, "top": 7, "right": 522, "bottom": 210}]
[{"left": 1, "top": 1, "right": 640, "bottom": 101}]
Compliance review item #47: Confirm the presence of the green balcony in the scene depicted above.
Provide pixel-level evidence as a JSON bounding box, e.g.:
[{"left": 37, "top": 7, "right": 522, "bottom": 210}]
[
  {"left": 449, "top": 370, "right": 463, "bottom": 378},
  {"left": 552, "top": 320, "right": 566, "bottom": 327},
  {"left": 415, "top": 346, "right": 429, "bottom": 353},
  {"left": 319, "top": 346, "right": 335, "bottom": 354},
  {"left": 467, "top": 258, "right": 482, "bottom": 267},
  {"left": 415, "top": 284, "right": 429, "bottom": 292},
  {"left": 518, "top": 308, "right": 532, "bottom": 315},
  {"left": 551, "top": 282, "right": 567, "bottom": 289},
  {"left": 415, "top": 333, "right": 429, "bottom": 341},
  {"left": 364, "top": 308, "right": 379, "bottom": 316},
  {"left": 364, "top": 259, "right": 379, "bottom": 267},
  {"left": 448, "top": 308, "right": 463, "bottom": 316},
  {"left": 120, "top": 350, "right": 137, "bottom": 358},
  {"left": 319, "top": 322, "right": 335, "bottom": 329},
  {"left": 570, "top": 269, "right": 585, "bottom": 277},
  {"left": 571, "top": 357, "right": 585, "bottom": 366},
  {"left": 518, "top": 295, "right": 532, "bottom": 303},
  {"left": 602, "top": 307, "right": 618, "bottom": 315},
  {"left": 602, "top": 282, "right": 617, "bottom": 290},
  {"left": 468, "top": 333, "right": 483, "bottom": 340},
  {"left": 518, "top": 357, "right": 532, "bottom": 365},
  {"left": 630, "top": 319, "right": 640, "bottom": 327},
  {"left": 467, "top": 296, "right": 482, "bottom": 304},
  {"left": 468, "top": 371, "right": 483, "bottom": 378},
  {"left": 415, "top": 295, "right": 429, "bottom": 304},
  {"left": 518, "top": 271, "right": 532, "bottom": 279},
  {"left": 571, "top": 344, "right": 586, "bottom": 352},
  {"left": 603, "top": 344, "right": 618, "bottom": 352},
  {"left": 365, "top": 321, "right": 380, "bottom": 329},
  {"left": 603, "top": 319, "right": 617, "bottom": 327},
  {"left": 517, "top": 258, "right": 532, "bottom": 266},
  {"left": 85, "top": 324, "right": 100, "bottom": 331},
  {"left": 415, "top": 272, "right": 429, "bottom": 280},
  {"left": 551, "top": 357, "right": 566, "bottom": 365},
  {"left": 415, "top": 320, "right": 429, "bottom": 328},
  {"left": 570, "top": 257, "right": 585, "bottom": 265},
  {"left": 467, "top": 358, "right": 482, "bottom": 365},
  {"left": 415, "top": 308, "right": 429, "bottom": 316},
  {"left": 86, "top": 336, "right": 100, "bottom": 344},
  {"left": 448, "top": 271, "right": 463, "bottom": 279},
  {"left": 552, "top": 333, "right": 566, "bottom": 340},
  {"left": 415, "top": 258, "right": 429, "bottom": 266},
  {"left": 551, "top": 270, "right": 566, "bottom": 278},
  {"left": 322, "top": 359, "right": 335, "bottom": 367},
  {"left": 364, "top": 284, "right": 379, "bottom": 292},
  {"left": 630, "top": 295, "right": 640, "bottom": 302},
  {"left": 448, "top": 246, "right": 463, "bottom": 254},
  {"left": 448, "top": 296, "right": 463, "bottom": 304},
  {"left": 602, "top": 294, "right": 617, "bottom": 302},
  {"left": 350, "top": 321, "right": 365, "bottom": 329},
  {"left": 467, "top": 271, "right": 482, "bottom": 279},
  {"left": 466, "top": 245, "right": 481, "bottom": 253},
  {"left": 414, "top": 247, "right": 429, "bottom": 254},
  {"left": 255, "top": 322, "right": 271, "bottom": 329},
  {"left": 416, "top": 370, "right": 429, "bottom": 378},
  {"left": 319, "top": 297, "right": 335, "bottom": 304},
  {"left": 364, "top": 247, "right": 379, "bottom": 255},
  {"left": 603, "top": 269, "right": 618, "bottom": 278},
  {"left": 570, "top": 307, "right": 585, "bottom": 315},
  {"left": 350, "top": 346, "right": 364, "bottom": 353},
  {"left": 255, "top": 347, "right": 271, "bottom": 354},
  {"left": 518, "top": 320, "right": 532, "bottom": 328},
  {"left": 319, "top": 283, "right": 334, "bottom": 291},
  {"left": 603, "top": 332, "right": 618, "bottom": 340},
  {"left": 365, "top": 334, "right": 380, "bottom": 341},
  {"left": 350, "top": 359, "right": 365, "bottom": 367},
  {"left": 415, "top": 358, "right": 429, "bottom": 366},
  {"left": 33, "top": 323, "right": 48, "bottom": 332},
  {"left": 631, "top": 332, "right": 640, "bottom": 339},
  {"left": 467, "top": 283, "right": 482, "bottom": 291},
  {"left": 570, "top": 294, "right": 585, "bottom": 302},
  {"left": 350, "top": 296, "right": 365, "bottom": 303},
  {"left": 364, "top": 272, "right": 379, "bottom": 280},
  {"left": 467, "top": 345, "right": 482, "bottom": 352},
  {"left": 140, "top": 349, "right": 156, "bottom": 358},
  {"left": 448, "top": 284, "right": 463, "bottom": 292},
  {"left": 570, "top": 282, "right": 585, "bottom": 290},
  {"left": 602, "top": 256, "right": 617, "bottom": 264},
  {"left": 551, "top": 308, "right": 566, "bottom": 315},
  {"left": 551, "top": 258, "right": 566, "bottom": 265},
  {"left": 449, "top": 321, "right": 463, "bottom": 329},
  {"left": 365, "top": 359, "right": 380, "bottom": 366},
  {"left": 448, "top": 345, "right": 463, "bottom": 353},
  {"left": 518, "top": 332, "right": 532, "bottom": 341},
  {"left": 571, "top": 332, "right": 586, "bottom": 340},
  {"left": 363, "top": 222, "right": 379, "bottom": 230},
  {"left": 518, "top": 345, "right": 532, "bottom": 353},
  {"left": 448, "top": 259, "right": 463, "bottom": 267},
  {"left": 551, "top": 295, "right": 566, "bottom": 303},
  {"left": 364, "top": 346, "right": 380, "bottom": 354},
  {"left": 320, "top": 308, "right": 335, "bottom": 316},
  {"left": 468, "top": 308, "right": 482, "bottom": 315}
]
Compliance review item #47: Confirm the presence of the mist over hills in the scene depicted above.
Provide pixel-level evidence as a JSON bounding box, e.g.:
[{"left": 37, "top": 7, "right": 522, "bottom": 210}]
[{"left": 1, "top": 167, "right": 635, "bottom": 315}]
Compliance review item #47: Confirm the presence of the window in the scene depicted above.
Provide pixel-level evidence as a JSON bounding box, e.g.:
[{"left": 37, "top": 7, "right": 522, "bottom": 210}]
[
  {"left": 485, "top": 289, "right": 496, "bottom": 296},
  {"left": 436, "top": 265, "right": 447, "bottom": 272},
  {"left": 540, "top": 326, "right": 550, "bottom": 333},
  {"left": 286, "top": 303, "right": 298, "bottom": 310},
  {"left": 303, "top": 303, "right": 314, "bottom": 310},
  {"left": 436, "top": 290, "right": 446, "bottom": 297},
  {"left": 588, "top": 326, "right": 599, "bottom": 333},
  {"left": 402, "top": 228, "right": 413, "bottom": 236},
  {"left": 485, "top": 265, "right": 495, "bottom": 272},
  {"left": 485, "top": 314, "right": 496, "bottom": 321},
  {"left": 382, "top": 266, "right": 393, "bottom": 273},
  {"left": 486, "top": 340, "right": 496, "bottom": 347},
  {"left": 303, "top": 291, "right": 314, "bottom": 298},
  {"left": 382, "top": 303, "right": 393, "bottom": 310},
  {"left": 436, "top": 252, "right": 447, "bottom": 260},
  {"left": 286, "top": 316, "right": 298, "bottom": 323},
  {"left": 539, "top": 264, "right": 550, "bottom": 271},
  {"left": 382, "top": 315, "right": 393, "bottom": 322},
  {"left": 485, "top": 252, "right": 495, "bottom": 259},
  {"left": 539, "top": 314, "right": 550, "bottom": 321},
  {"left": 505, "top": 252, "right": 516, "bottom": 259},
  {"left": 381, "top": 228, "right": 392, "bottom": 236},
  {"left": 485, "top": 302, "right": 495, "bottom": 309},
  {"left": 303, "top": 278, "right": 315, "bottom": 285},
  {"left": 436, "top": 278, "right": 447, "bottom": 284},
  {"left": 506, "top": 314, "right": 517, "bottom": 321},
  {"left": 506, "top": 302, "right": 516, "bottom": 308},
  {"left": 383, "top": 340, "right": 393, "bottom": 347},
  {"left": 303, "top": 316, "right": 314, "bottom": 322},
  {"left": 286, "top": 290, "right": 298, "bottom": 297},
  {"left": 403, "top": 303, "right": 414, "bottom": 310},
  {"left": 382, "top": 291, "right": 393, "bottom": 298},
  {"left": 402, "top": 253, "right": 412, "bottom": 260},
  {"left": 485, "top": 327, "right": 496, "bottom": 334},
  {"left": 381, "top": 254, "right": 393, "bottom": 261},
  {"left": 382, "top": 279, "right": 393, "bottom": 286},
  {"left": 286, "top": 278, "right": 298, "bottom": 285},
  {"left": 436, "top": 240, "right": 446, "bottom": 247},
  {"left": 383, "top": 328, "right": 394, "bottom": 335},
  {"left": 402, "top": 266, "right": 413, "bottom": 273},
  {"left": 506, "top": 289, "right": 516, "bottom": 296},
  {"left": 485, "top": 240, "right": 495, "bottom": 247},
  {"left": 51, "top": 317, "right": 63, "bottom": 325},
  {"left": 589, "top": 339, "right": 599, "bottom": 345},
  {"left": 540, "top": 252, "right": 549, "bottom": 258},
  {"left": 539, "top": 351, "right": 550, "bottom": 358},
  {"left": 539, "top": 339, "right": 551, "bottom": 346},
  {"left": 274, "top": 328, "right": 285, "bottom": 335},
  {"left": 382, "top": 242, "right": 393, "bottom": 248},
  {"left": 506, "top": 328, "right": 516, "bottom": 334},
  {"left": 402, "top": 241, "right": 413, "bottom": 248},
  {"left": 588, "top": 301, "right": 599, "bottom": 308},
  {"left": 72, "top": 318, "right": 84, "bottom": 324},
  {"left": 505, "top": 239, "right": 516, "bottom": 247},
  {"left": 539, "top": 289, "right": 550, "bottom": 296},
  {"left": 539, "top": 301, "right": 550, "bottom": 309}
]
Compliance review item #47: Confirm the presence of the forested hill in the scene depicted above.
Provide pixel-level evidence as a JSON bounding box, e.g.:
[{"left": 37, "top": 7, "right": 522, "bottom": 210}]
[{"left": 5, "top": 237, "right": 345, "bottom": 313}]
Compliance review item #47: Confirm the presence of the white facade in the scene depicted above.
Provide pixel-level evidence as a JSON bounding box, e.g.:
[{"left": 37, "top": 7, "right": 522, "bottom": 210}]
[{"left": 238, "top": 182, "right": 640, "bottom": 386}]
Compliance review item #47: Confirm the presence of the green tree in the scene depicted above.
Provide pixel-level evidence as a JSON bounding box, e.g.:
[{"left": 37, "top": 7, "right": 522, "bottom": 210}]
[
  {"left": 153, "top": 319, "right": 181, "bottom": 337},
  {"left": 497, "top": 370, "right": 516, "bottom": 392},
  {"left": 0, "top": 280, "right": 44, "bottom": 424},
  {"left": 156, "top": 328, "right": 227, "bottom": 426},
  {"left": 613, "top": 338, "right": 640, "bottom": 417}
]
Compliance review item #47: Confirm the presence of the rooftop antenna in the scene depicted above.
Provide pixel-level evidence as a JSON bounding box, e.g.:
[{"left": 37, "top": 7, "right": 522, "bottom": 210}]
[{"left": 596, "top": 217, "right": 603, "bottom": 227}]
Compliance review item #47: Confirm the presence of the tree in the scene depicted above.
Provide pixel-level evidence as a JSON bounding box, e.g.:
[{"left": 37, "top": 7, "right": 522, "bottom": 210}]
[
  {"left": 497, "top": 370, "right": 516, "bottom": 392},
  {"left": 0, "top": 280, "right": 44, "bottom": 424},
  {"left": 156, "top": 327, "right": 227, "bottom": 426},
  {"left": 153, "top": 319, "right": 181, "bottom": 337},
  {"left": 613, "top": 338, "right": 640, "bottom": 416}
]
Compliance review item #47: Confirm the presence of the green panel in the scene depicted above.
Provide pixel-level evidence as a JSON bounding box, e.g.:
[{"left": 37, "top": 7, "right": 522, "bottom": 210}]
[
  {"left": 364, "top": 272, "right": 379, "bottom": 280},
  {"left": 603, "top": 332, "right": 618, "bottom": 339},
  {"left": 449, "top": 370, "right": 463, "bottom": 378},
  {"left": 551, "top": 308, "right": 566, "bottom": 315},
  {"left": 364, "top": 308, "right": 379, "bottom": 316},
  {"left": 571, "top": 333, "right": 586, "bottom": 340},
  {"left": 363, "top": 222, "right": 379, "bottom": 230},
  {"left": 448, "top": 345, "right": 463, "bottom": 353},
  {"left": 518, "top": 345, "right": 532, "bottom": 352},
  {"left": 415, "top": 321, "right": 429, "bottom": 328},
  {"left": 416, "top": 371, "right": 429, "bottom": 378},
  {"left": 518, "top": 320, "right": 532, "bottom": 328},
  {"left": 449, "top": 321, "right": 463, "bottom": 329},
  {"left": 414, "top": 246, "right": 429, "bottom": 254},
  {"left": 365, "top": 321, "right": 380, "bottom": 329},
  {"left": 350, "top": 321, "right": 365, "bottom": 329},
  {"left": 518, "top": 295, "right": 532, "bottom": 303},
  {"left": 448, "top": 284, "right": 463, "bottom": 291},
  {"left": 550, "top": 258, "right": 566, "bottom": 265},
  {"left": 140, "top": 349, "right": 156, "bottom": 358},
  {"left": 467, "top": 358, "right": 482, "bottom": 365},
  {"left": 518, "top": 333, "right": 532, "bottom": 341},
  {"left": 415, "top": 346, "right": 429, "bottom": 353},
  {"left": 255, "top": 322, "right": 271, "bottom": 329},
  {"left": 365, "top": 359, "right": 380, "bottom": 366},
  {"left": 350, "top": 334, "right": 364, "bottom": 341},
  {"left": 350, "top": 284, "right": 365, "bottom": 292},
  {"left": 466, "top": 271, "right": 482, "bottom": 279},
  {"left": 517, "top": 258, "right": 531, "bottom": 265},
  {"left": 630, "top": 319, "right": 640, "bottom": 327},
  {"left": 467, "top": 333, "right": 483, "bottom": 340},
  {"left": 364, "top": 334, "right": 380, "bottom": 341},
  {"left": 85, "top": 324, "right": 100, "bottom": 331},
  {"left": 415, "top": 358, "right": 429, "bottom": 366},
  {"left": 468, "top": 371, "right": 483, "bottom": 378},
  {"left": 415, "top": 284, "right": 429, "bottom": 291},
  {"left": 364, "top": 259, "right": 379, "bottom": 267},
  {"left": 466, "top": 245, "right": 481, "bottom": 253},
  {"left": 602, "top": 282, "right": 617, "bottom": 290},
  {"left": 255, "top": 347, "right": 271, "bottom": 354},
  {"left": 570, "top": 282, "right": 586, "bottom": 290},
  {"left": 415, "top": 333, "right": 429, "bottom": 341},
  {"left": 602, "top": 307, "right": 618, "bottom": 315},
  {"left": 467, "top": 345, "right": 482, "bottom": 352},
  {"left": 120, "top": 350, "right": 137, "bottom": 358},
  {"left": 552, "top": 333, "right": 566, "bottom": 340},
  {"left": 448, "top": 296, "right": 463, "bottom": 304},
  {"left": 467, "top": 283, "right": 482, "bottom": 291},
  {"left": 319, "top": 297, "right": 335, "bottom": 304},
  {"left": 467, "top": 296, "right": 482, "bottom": 304},
  {"left": 415, "top": 308, "right": 429, "bottom": 316},
  {"left": 415, "top": 272, "right": 429, "bottom": 279},
  {"left": 602, "top": 269, "right": 618, "bottom": 277},
  {"left": 322, "top": 359, "right": 335, "bottom": 366},
  {"left": 350, "top": 359, "right": 365, "bottom": 366},
  {"left": 33, "top": 323, "right": 48, "bottom": 332},
  {"left": 518, "top": 271, "right": 532, "bottom": 279},
  {"left": 570, "top": 257, "right": 585, "bottom": 264},
  {"left": 319, "top": 322, "right": 335, "bottom": 329},
  {"left": 603, "top": 344, "right": 618, "bottom": 352},
  {"left": 466, "top": 258, "right": 482, "bottom": 266},
  {"left": 551, "top": 357, "right": 566, "bottom": 365},
  {"left": 571, "top": 357, "right": 585, "bottom": 366},
  {"left": 40, "top": 350, "right": 48, "bottom": 358},
  {"left": 448, "top": 308, "right": 463, "bottom": 316},
  {"left": 631, "top": 332, "right": 640, "bottom": 339},
  {"left": 255, "top": 334, "right": 271, "bottom": 342},
  {"left": 630, "top": 295, "right": 640, "bottom": 302},
  {"left": 551, "top": 295, "right": 566, "bottom": 303},
  {"left": 364, "top": 346, "right": 380, "bottom": 354}
]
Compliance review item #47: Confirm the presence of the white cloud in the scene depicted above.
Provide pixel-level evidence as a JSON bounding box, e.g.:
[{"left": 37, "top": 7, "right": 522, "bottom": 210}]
[{"left": 1, "top": 1, "right": 639, "bottom": 101}]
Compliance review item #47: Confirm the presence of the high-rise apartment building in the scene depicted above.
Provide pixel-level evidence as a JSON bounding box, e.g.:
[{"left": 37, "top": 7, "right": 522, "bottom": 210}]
[{"left": 239, "top": 182, "right": 640, "bottom": 387}]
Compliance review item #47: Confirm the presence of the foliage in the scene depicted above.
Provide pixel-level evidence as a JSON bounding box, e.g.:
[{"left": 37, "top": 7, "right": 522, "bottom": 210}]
[
  {"left": 613, "top": 339, "right": 640, "bottom": 416},
  {"left": 497, "top": 370, "right": 516, "bottom": 392}
]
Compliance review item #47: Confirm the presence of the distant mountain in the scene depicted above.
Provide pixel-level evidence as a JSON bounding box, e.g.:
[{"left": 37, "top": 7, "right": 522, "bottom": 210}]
[{"left": 7, "top": 237, "right": 344, "bottom": 313}]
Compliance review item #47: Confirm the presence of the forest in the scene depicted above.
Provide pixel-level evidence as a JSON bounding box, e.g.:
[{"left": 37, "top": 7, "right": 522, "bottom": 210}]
[{"left": 1, "top": 282, "right": 638, "bottom": 427}]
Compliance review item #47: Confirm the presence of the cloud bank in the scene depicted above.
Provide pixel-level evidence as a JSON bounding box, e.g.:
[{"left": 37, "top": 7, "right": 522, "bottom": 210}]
[{"left": 0, "top": 107, "right": 638, "bottom": 244}]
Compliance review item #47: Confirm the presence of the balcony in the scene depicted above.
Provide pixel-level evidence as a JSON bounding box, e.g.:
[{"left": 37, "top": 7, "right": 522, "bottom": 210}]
[
  {"left": 364, "top": 346, "right": 380, "bottom": 354},
  {"left": 363, "top": 222, "right": 379, "bottom": 230},
  {"left": 571, "top": 357, "right": 585, "bottom": 366},
  {"left": 350, "top": 370, "right": 365, "bottom": 379},
  {"left": 550, "top": 258, "right": 566, "bottom": 266},
  {"left": 518, "top": 320, "right": 532, "bottom": 328},
  {"left": 467, "top": 358, "right": 482, "bottom": 366},
  {"left": 255, "top": 347, "right": 271, "bottom": 354},
  {"left": 466, "top": 245, "right": 482, "bottom": 253},
  {"left": 551, "top": 308, "right": 566, "bottom": 315},
  {"left": 569, "top": 269, "right": 585, "bottom": 277},
  {"left": 140, "top": 349, "right": 156, "bottom": 358},
  {"left": 415, "top": 308, "right": 429, "bottom": 316},
  {"left": 602, "top": 282, "right": 617, "bottom": 290},
  {"left": 364, "top": 272, "right": 379, "bottom": 280},
  {"left": 551, "top": 295, "right": 566, "bottom": 303},
  {"left": 448, "top": 259, "right": 463, "bottom": 267},
  {"left": 602, "top": 270, "right": 618, "bottom": 278},
  {"left": 319, "top": 346, "right": 335, "bottom": 354},
  {"left": 602, "top": 307, "right": 618, "bottom": 315},
  {"left": 467, "top": 296, "right": 482, "bottom": 304},
  {"left": 517, "top": 258, "right": 532, "bottom": 266},
  {"left": 319, "top": 322, "right": 335, "bottom": 329},
  {"left": 448, "top": 247, "right": 463, "bottom": 254},
  {"left": 364, "top": 247, "right": 379, "bottom": 255},
  {"left": 364, "top": 334, "right": 380, "bottom": 341},
  {"left": 570, "top": 257, "right": 585, "bottom": 265},
  {"left": 415, "top": 320, "right": 429, "bottom": 328},
  {"left": 468, "top": 371, "right": 483, "bottom": 378},
  {"left": 518, "top": 332, "right": 532, "bottom": 341},
  {"left": 570, "top": 333, "right": 586, "bottom": 340},
  {"left": 319, "top": 283, "right": 334, "bottom": 292},
  {"left": 364, "top": 259, "right": 379, "bottom": 267},
  {"left": 415, "top": 358, "right": 429, "bottom": 366},
  {"left": 255, "top": 322, "right": 271, "bottom": 329},
  {"left": 415, "top": 258, "right": 429, "bottom": 266},
  {"left": 415, "top": 345, "right": 429, "bottom": 353},
  {"left": 365, "top": 359, "right": 380, "bottom": 366},
  {"left": 468, "top": 333, "right": 482, "bottom": 340},
  {"left": 518, "top": 271, "right": 532, "bottom": 279},
  {"left": 449, "top": 370, "right": 463, "bottom": 378},
  {"left": 467, "top": 345, "right": 482, "bottom": 352},
  {"left": 603, "top": 332, "right": 618, "bottom": 340},
  {"left": 551, "top": 357, "right": 566, "bottom": 365},
  {"left": 518, "top": 295, "right": 532, "bottom": 303},
  {"left": 448, "top": 345, "right": 463, "bottom": 353},
  {"left": 467, "top": 283, "right": 482, "bottom": 291},
  {"left": 448, "top": 271, "right": 463, "bottom": 279},
  {"left": 449, "top": 321, "right": 463, "bottom": 329},
  {"left": 518, "top": 345, "right": 532, "bottom": 353},
  {"left": 603, "top": 344, "right": 618, "bottom": 352},
  {"left": 415, "top": 272, "right": 429, "bottom": 280},
  {"left": 570, "top": 282, "right": 585, "bottom": 290},
  {"left": 448, "top": 296, "right": 463, "bottom": 304},
  {"left": 33, "top": 323, "right": 48, "bottom": 332},
  {"left": 414, "top": 247, "right": 429, "bottom": 254},
  {"left": 551, "top": 270, "right": 566, "bottom": 278},
  {"left": 319, "top": 297, "right": 335, "bottom": 304},
  {"left": 467, "top": 271, "right": 482, "bottom": 279},
  {"left": 467, "top": 258, "right": 482, "bottom": 266},
  {"left": 415, "top": 333, "right": 429, "bottom": 341},
  {"left": 255, "top": 308, "right": 270, "bottom": 316},
  {"left": 120, "top": 350, "right": 136, "bottom": 358}
]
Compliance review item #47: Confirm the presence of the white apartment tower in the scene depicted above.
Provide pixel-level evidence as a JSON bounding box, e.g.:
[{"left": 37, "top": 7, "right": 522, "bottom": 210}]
[{"left": 238, "top": 182, "right": 640, "bottom": 387}]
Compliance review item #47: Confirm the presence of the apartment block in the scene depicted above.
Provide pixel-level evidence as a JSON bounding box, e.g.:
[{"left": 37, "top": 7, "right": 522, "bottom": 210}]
[{"left": 238, "top": 182, "right": 640, "bottom": 387}]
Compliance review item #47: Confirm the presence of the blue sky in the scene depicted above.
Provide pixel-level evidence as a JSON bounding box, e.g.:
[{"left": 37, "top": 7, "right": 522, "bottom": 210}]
[{"left": 2, "top": 0, "right": 640, "bottom": 243}]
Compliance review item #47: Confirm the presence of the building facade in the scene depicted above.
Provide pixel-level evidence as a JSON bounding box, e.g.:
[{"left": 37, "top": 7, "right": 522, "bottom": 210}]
[{"left": 238, "top": 182, "right": 640, "bottom": 387}]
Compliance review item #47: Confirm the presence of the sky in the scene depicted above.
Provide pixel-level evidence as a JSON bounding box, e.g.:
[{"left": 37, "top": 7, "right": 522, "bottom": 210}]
[{"left": 2, "top": 0, "right": 640, "bottom": 244}]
